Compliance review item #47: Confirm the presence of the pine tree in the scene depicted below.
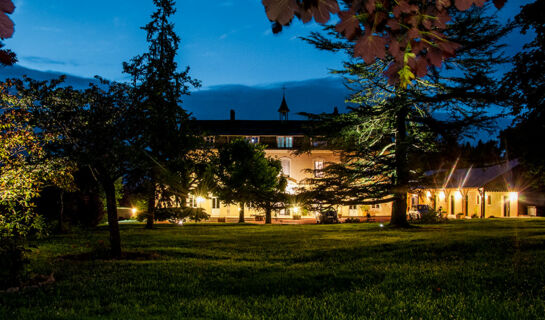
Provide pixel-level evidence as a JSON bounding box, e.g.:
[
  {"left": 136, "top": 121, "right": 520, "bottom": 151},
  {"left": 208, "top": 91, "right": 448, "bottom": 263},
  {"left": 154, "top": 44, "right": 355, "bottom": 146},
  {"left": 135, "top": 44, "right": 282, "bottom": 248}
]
[
  {"left": 501, "top": 0, "right": 545, "bottom": 189},
  {"left": 123, "top": 0, "right": 201, "bottom": 228},
  {"left": 301, "top": 5, "right": 510, "bottom": 226}
]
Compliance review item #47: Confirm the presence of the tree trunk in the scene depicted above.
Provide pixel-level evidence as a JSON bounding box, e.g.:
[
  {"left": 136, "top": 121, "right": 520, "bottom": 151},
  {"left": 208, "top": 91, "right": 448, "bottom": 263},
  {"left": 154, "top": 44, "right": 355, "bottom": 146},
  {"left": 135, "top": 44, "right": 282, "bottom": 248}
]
[
  {"left": 390, "top": 105, "right": 410, "bottom": 227},
  {"left": 239, "top": 203, "right": 245, "bottom": 223},
  {"left": 265, "top": 206, "right": 272, "bottom": 224},
  {"left": 146, "top": 175, "right": 156, "bottom": 229},
  {"left": 58, "top": 190, "right": 65, "bottom": 233},
  {"left": 104, "top": 179, "right": 122, "bottom": 257}
]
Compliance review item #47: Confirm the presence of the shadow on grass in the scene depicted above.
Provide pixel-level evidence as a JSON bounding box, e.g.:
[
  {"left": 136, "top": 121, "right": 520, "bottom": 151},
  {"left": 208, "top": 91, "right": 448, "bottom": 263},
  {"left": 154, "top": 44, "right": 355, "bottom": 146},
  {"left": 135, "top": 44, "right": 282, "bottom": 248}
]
[{"left": 57, "top": 250, "right": 162, "bottom": 261}]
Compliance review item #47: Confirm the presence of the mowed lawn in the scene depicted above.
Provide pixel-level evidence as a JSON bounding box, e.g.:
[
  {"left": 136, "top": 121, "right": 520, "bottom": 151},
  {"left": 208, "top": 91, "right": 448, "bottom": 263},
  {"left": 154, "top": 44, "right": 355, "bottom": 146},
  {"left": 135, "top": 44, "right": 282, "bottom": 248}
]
[{"left": 2, "top": 220, "right": 545, "bottom": 319}]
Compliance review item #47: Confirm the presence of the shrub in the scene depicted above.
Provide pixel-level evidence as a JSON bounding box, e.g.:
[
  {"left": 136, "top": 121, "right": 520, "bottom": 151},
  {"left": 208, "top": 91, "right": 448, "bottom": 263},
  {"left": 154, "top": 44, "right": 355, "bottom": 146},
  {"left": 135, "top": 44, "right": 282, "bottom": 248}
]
[
  {"left": 154, "top": 207, "right": 210, "bottom": 223},
  {"left": 413, "top": 209, "right": 446, "bottom": 224},
  {"left": 344, "top": 217, "right": 362, "bottom": 223}
]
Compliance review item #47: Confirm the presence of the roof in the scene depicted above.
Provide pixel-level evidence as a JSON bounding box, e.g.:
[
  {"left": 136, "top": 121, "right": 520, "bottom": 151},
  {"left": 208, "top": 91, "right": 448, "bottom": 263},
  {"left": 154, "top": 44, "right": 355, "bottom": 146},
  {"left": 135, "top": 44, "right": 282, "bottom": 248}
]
[
  {"left": 278, "top": 95, "right": 290, "bottom": 113},
  {"left": 425, "top": 160, "right": 520, "bottom": 190},
  {"left": 193, "top": 120, "right": 309, "bottom": 136}
]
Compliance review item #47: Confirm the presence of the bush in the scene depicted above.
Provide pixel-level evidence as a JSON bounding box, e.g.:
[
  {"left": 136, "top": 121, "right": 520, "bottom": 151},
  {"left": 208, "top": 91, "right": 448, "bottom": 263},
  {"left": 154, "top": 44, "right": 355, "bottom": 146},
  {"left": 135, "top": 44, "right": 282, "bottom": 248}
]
[
  {"left": 472, "top": 214, "right": 479, "bottom": 219},
  {"left": 413, "top": 209, "right": 446, "bottom": 224},
  {"left": 344, "top": 217, "right": 362, "bottom": 223},
  {"left": 153, "top": 207, "right": 210, "bottom": 223}
]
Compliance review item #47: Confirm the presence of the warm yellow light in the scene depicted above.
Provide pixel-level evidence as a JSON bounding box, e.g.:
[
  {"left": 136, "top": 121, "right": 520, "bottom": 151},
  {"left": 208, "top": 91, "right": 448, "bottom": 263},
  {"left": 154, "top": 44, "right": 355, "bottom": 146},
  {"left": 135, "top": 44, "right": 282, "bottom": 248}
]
[
  {"left": 131, "top": 208, "right": 137, "bottom": 216},
  {"left": 426, "top": 191, "right": 431, "bottom": 198},
  {"left": 439, "top": 191, "right": 445, "bottom": 201},
  {"left": 196, "top": 196, "right": 205, "bottom": 204},
  {"left": 455, "top": 191, "right": 462, "bottom": 200},
  {"left": 509, "top": 192, "right": 518, "bottom": 202}
]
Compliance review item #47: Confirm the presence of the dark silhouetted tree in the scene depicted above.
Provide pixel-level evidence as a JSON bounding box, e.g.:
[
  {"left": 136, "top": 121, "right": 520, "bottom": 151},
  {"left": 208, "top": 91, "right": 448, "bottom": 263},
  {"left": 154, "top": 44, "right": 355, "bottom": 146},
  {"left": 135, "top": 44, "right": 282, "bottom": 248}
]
[
  {"left": 215, "top": 139, "right": 286, "bottom": 223},
  {"left": 300, "top": 5, "right": 510, "bottom": 227},
  {"left": 501, "top": 0, "right": 545, "bottom": 189},
  {"left": 22, "top": 77, "right": 133, "bottom": 257},
  {"left": 123, "top": 0, "right": 201, "bottom": 229}
]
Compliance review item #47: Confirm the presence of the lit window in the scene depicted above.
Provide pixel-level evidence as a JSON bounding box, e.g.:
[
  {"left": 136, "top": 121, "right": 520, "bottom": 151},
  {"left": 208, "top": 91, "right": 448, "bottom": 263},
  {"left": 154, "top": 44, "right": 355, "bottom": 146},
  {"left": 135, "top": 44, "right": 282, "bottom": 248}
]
[
  {"left": 246, "top": 136, "right": 259, "bottom": 144},
  {"left": 204, "top": 136, "right": 215, "bottom": 144},
  {"left": 280, "top": 158, "right": 291, "bottom": 177},
  {"left": 277, "top": 136, "right": 293, "bottom": 148},
  {"left": 349, "top": 205, "right": 357, "bottom": 210},
  {"left": 372, "top": 204, "right": 381, "bottom": 209},
  {"left": 212, "top": 197, "right": 220, "bottom": 209},
  {"left": 314, "top": 160, "right": 324, "bottom": 178}
]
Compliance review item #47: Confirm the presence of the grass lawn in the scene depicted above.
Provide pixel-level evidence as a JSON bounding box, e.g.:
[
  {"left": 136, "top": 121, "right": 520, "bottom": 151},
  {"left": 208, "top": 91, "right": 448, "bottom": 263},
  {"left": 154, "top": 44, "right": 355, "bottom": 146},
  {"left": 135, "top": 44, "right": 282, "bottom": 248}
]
[{"left": 2, "top": 219, "right": 545, "bottom": 319}]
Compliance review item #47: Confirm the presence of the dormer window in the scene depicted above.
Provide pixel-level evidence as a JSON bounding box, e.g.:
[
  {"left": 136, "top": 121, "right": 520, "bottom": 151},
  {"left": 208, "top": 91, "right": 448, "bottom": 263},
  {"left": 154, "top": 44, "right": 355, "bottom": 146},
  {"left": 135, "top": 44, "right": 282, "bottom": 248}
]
[
  {"left": 277, "top": 136, "right": 293, "bottom": 148},
  {"left": 204, "top": 136, "right": 215, "bottom": 144}
]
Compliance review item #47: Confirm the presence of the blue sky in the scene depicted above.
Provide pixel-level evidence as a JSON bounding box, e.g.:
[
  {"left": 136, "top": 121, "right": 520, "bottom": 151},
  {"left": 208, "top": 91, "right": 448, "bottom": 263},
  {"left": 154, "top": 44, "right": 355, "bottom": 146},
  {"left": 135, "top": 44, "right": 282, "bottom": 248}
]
[
  {"left": 4, "top": 0, "right": 532, "bottom": 89},
  {"left": 5, "top": 0, "right": 345, "bottom": 88}
]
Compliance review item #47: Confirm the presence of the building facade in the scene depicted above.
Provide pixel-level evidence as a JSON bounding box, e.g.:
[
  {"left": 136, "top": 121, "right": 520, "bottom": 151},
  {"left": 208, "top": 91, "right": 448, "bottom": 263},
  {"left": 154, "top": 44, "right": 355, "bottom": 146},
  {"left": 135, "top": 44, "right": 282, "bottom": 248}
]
[{"left": 185, "top": 96, "right": 534, "bottom": 222}]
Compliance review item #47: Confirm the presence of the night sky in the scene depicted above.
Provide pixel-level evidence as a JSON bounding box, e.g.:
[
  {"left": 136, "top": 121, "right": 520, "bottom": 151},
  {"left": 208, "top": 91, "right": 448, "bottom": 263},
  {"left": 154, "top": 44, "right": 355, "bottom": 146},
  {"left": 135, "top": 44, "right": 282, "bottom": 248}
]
[
  {"left": 5, "top": 0, "right": 346, "bottom": 88},
  {"left": 5, "top": 0, "right": 532, "bottom": 89}
]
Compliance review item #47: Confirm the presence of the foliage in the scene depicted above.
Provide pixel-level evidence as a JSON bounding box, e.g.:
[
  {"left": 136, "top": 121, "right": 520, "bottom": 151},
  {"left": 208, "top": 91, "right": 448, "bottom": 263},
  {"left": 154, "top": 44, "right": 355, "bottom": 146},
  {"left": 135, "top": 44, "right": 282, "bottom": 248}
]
[
  {"left": 2, "top": 220, "right": 545, "bottom": 318},
  {"left": 123, "top": 0, "right": 202, "bottom": 228},
  {"left": 261, "top": 0, "right": 506, "bottom": 87},
  {"left": 16, "top": 77, "right": 133, "bottom": 257},
  {"left": 411, "top": 209, "right": 446, "bottom": 224},
  {"left": 154, "top": 207, "right": 210, "bottom": 223},
  {"left": 0, "top": 0, "right": 16, "bottom": 66},
  {"left": 501, "top": 0, "right": 545, "bottom": 190},
  {"left": 215, "top": 139, "right": 287, "bottom": 223},
  {"left": 300, "top": 6, "right": 509, "bottom": 227},
  {"left": 0, "top": 81, "right": 74, "bottom": 286}
]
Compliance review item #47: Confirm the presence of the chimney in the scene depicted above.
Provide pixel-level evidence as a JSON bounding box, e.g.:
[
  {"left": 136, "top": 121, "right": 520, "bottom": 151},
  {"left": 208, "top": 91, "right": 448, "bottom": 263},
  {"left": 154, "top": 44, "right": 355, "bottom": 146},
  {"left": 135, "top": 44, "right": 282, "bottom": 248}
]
[{"left": 230, "top": 109, "right": 235, "bottom": 121}]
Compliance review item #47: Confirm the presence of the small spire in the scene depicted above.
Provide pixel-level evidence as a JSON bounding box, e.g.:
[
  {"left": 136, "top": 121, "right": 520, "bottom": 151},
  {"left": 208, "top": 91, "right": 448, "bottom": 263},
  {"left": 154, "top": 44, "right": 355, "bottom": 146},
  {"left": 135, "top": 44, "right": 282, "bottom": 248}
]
[{"left": 278, "top": 86, "right": 290, "bottom": 121}]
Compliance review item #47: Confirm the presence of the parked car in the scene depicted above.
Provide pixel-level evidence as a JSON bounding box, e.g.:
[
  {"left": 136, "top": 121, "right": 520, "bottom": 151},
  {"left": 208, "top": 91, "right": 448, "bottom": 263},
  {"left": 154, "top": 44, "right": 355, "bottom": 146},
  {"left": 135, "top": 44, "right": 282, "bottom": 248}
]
[
  {"left": 317, "top": 209, "right": 340, "bottom": 224},
  {"left": 408, "top": 205, "right": 431, "bottom": 220}
]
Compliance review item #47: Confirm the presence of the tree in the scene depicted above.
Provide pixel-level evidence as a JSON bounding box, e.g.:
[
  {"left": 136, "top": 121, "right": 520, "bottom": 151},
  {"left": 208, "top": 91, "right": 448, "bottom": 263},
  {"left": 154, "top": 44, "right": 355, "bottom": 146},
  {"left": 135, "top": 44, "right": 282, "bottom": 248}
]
[
  {"left": 215, "top": 139, "right": 286, "bottom": 223},
  {"left": 123, "top": 0, "right": 201, "bottom": 229},
  {"left": 0, "top": 0, "right": 16, "bottom": 66},
  {"left": 0, "top": 81, "right": 73, "bottom": 286},
  {"left": 501, "top": 0, "right": 545, "bottom": 189},
  {"left": 22, "top": 77, "right": 133, "bottom": 257},
  {"left": 300, "top": 5, "right": 510, "bottom": 226},
  {"left": 261, "top": 0, "right": 506, "bottom": 87}
]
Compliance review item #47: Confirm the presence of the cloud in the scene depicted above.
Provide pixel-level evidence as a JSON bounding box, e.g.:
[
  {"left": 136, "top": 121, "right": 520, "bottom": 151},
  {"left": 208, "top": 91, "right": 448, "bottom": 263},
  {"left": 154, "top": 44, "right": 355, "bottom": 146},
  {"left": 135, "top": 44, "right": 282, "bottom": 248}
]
[
  {"left": 219, "top": 33, "right": 228, "bottom": 40},
  {"left": 22, "top": 56, "right": 78, "bottom": 66}
]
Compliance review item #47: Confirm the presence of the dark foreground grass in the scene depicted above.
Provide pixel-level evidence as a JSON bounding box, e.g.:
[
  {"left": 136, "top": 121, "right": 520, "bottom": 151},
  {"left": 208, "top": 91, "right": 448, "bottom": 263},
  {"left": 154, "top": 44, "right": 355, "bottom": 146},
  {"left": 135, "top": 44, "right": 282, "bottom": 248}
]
[{"left": 2, "top": 219, "right": 545, "bottom": 319}]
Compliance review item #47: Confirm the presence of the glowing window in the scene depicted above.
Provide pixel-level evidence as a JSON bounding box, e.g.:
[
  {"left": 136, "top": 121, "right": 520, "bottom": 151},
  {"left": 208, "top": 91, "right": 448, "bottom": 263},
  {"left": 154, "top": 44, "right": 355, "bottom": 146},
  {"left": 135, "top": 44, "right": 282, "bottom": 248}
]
[
  {"left": 280, "top": 158, "right": 291, "bottom": 177},
  {"left": 277, "top": 136, "right": 293, "bottom": 148},
  {"left": 314, "top": 160, "right": 324, "bottom": 178}
]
